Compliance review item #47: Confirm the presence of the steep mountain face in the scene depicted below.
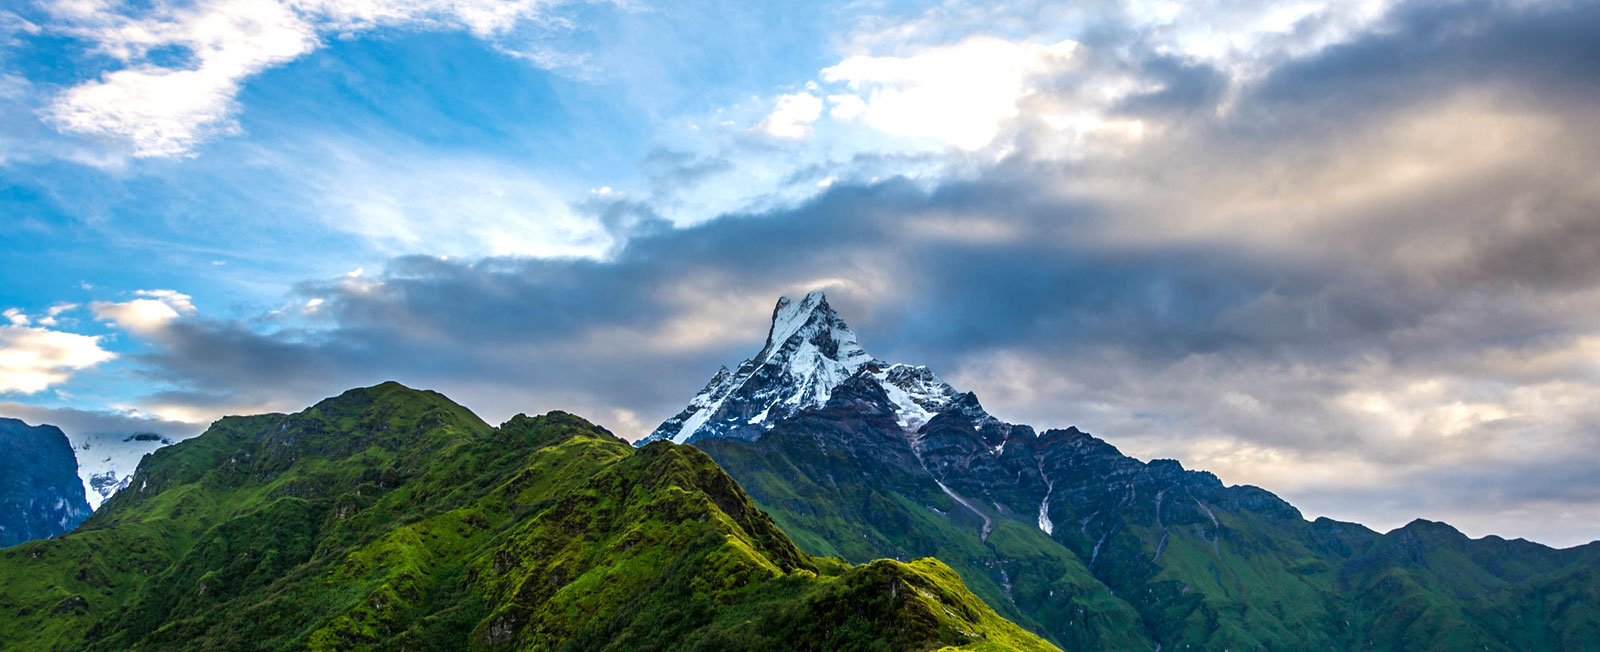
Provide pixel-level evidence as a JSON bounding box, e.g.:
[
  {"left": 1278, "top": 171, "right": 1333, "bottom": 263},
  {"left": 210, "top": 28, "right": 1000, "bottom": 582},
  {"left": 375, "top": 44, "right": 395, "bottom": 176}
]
[
  {"left": 0, "top": 382, "right": 1056, "bottom": 652},
  {"left": 0, "top": 418, "right": 92, "bottom": 548},
  {"left": 641, "top": 291, "right": 961, "bottom": 444},
  {"left": 671, "top": 293, "right": 1600, "bottom": 651}
]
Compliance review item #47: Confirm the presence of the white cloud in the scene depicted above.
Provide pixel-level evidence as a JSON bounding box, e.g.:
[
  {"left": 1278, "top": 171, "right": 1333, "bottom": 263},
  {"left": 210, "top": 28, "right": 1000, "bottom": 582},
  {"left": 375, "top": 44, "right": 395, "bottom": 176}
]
[
  {"left": 91, "top": 289, "right": 197, "bottom": 335},
  {"left": 819, "top": 36, "right": 1078, "bottom": 150},
  {"left": 0, "top": 325, "right": 116, "bottom": 393},
  {"left": 3, "top": 303, "right": 82, "bottom": 327},
  {"left": 300, "top": 142, "right": 611, "bottom": 258},
  {"left": 756, "top": 91, "right": 824, "bottom": 139},
  {"left": 1128, "top": 0, "right": 1393, "bottom": 75},
  {"left": 43, "top": 0, "right": 564, "bottom": 157},
  {"left": 47, "top": 0, "right": 318, "bottom": 157},
  {"left": 37, "top": 303, "right": 80, "bottom": 327},
  {"left": 134, "top": 289, "right": 197, "bottom": 314},
  {"left": 826, "top": 93, "right": 867, "bottom": 120}
]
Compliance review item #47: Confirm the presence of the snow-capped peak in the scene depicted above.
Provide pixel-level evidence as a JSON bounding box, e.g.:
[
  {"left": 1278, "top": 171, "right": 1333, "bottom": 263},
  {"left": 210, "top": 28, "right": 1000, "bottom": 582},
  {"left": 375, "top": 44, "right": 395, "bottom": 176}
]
[
  {"left": 73, "top": 431, "right": 176, "bottom": 509},
  {"left": 765, "top": 290, "right": 828, "bottom": 351},
  {"left": 640, "top": 291, "right": 878, "bottom": 445},
  {"left": 639, "top": 292, "right": 987, "bottom": 446}
]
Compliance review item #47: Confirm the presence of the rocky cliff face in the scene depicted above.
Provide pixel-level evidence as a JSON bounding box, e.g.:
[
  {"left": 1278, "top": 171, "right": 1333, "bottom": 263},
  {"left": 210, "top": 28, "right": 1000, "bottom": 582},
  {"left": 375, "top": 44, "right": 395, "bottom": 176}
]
[{"left": 0, "top": 418, "right": 92, "bottom": 548}]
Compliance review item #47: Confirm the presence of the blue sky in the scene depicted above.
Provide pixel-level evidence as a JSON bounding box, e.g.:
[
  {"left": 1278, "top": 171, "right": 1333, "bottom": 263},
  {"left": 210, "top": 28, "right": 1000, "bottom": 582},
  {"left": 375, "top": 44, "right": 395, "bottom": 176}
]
[{"left": 3, "top": 0, "right": 1600, "bottom": 546}]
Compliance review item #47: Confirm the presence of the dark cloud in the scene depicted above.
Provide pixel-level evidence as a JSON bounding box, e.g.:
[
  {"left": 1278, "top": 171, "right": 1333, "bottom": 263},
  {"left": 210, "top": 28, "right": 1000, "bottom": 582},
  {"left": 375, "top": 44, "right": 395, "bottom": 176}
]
[
  {"left": 1113, "top": 56, "right": 1228, "bottom": 118},
  {"left": 1457, "top": 212, "right": 1600, "bottom": 291},
  {"left": 576, "top": 195, "right": 674, "bottom": 246},
  {"left": 1245, "top": 0, "right": 1600, "bottom": 125}
]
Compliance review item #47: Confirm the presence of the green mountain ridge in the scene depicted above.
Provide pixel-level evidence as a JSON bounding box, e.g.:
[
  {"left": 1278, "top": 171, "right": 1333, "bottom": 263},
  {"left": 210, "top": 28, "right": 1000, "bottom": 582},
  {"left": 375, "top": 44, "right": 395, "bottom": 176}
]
[
  {"left": 0, "top": 382, "right": 1056, "bottom": 652},
  {"left": 696, "top": 373, "right": 1600, "bottom": 651}
]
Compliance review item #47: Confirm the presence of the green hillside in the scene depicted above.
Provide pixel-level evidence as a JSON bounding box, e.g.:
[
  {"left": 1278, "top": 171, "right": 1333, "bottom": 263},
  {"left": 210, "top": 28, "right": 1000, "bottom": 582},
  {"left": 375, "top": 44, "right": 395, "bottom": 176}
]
[
  {"left": 0, "top": 382, "right": 1056, "bottom": 652},
  {"left": 698, "top": 392, "right": 1600, "bottom": 652},
  {"left": 697, "top": 423, "right": 1150, "bottom": 651}
]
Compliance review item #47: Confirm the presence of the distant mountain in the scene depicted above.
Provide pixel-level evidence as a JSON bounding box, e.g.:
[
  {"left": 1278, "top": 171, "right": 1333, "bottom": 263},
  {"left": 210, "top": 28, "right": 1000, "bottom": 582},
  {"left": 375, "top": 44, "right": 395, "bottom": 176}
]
[
  {"left": 0, "top": 382, "right": 1054, "bottom": 652},
  {"left": 664, "top": 292, "right": 1600, "bottom": 651},
  {"left": 72, "top": 431, "right": 174, "bottom": 509},
  {"left": 0, "top": 418, "right": 92, "bottom": 548}
]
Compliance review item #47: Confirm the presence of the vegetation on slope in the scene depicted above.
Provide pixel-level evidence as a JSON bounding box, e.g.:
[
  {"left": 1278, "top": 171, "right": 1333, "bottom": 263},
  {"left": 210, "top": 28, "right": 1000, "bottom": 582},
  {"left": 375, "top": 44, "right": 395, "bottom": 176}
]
[
  {"left": 699, "top": 428, "right": 1150, "bottom": 651},
  {"left": 700, "top": 402, "right": 1600, "bottom": 652},
  {"left": 695, "top": 375, "right": 1153, "bottom": 650},
  {"left": 0, "top": 382, "right": 1056, "bottom": 652}
]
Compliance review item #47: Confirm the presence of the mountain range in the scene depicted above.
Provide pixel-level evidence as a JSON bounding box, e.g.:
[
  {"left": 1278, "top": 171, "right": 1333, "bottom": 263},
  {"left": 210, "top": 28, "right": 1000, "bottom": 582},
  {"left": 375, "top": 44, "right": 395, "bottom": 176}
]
[
  {"left": 661, "top": 292, "right": 1600, "bottom": 650},
  {"left": 0, "top": 291, "right": 1595, "bottom": 650}
]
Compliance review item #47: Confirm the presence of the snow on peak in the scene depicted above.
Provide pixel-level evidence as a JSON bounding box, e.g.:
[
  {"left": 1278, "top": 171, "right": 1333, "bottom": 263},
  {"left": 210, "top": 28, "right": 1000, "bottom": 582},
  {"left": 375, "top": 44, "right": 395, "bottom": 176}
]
[
  {"left": 641, "top": 291, "right": 878, "bottom": 445},
  {"left": 870, "top": 364, "right": 961, "bottom": 430},
  {"left": 765, "top": 290, "right": 829, "bottom": 350},
  {"left": 640, "top": 292, "right": 989, "bottom": 447},
  {"left": 71, "top": 431, "right": 175, "bottom": 509}
]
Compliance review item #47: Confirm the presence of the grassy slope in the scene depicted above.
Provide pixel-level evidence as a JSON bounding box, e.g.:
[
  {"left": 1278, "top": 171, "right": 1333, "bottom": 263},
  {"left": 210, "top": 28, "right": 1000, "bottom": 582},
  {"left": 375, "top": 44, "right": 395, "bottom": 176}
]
[
  {"left": 699, "top": 434, "right": 1151, "bottom": 651},
  {"left": 701, "top": 434, "right": 1600, "bottom": 652},
  {"left": 0, "top": 383, "right": 1056, "bottom": 652}
]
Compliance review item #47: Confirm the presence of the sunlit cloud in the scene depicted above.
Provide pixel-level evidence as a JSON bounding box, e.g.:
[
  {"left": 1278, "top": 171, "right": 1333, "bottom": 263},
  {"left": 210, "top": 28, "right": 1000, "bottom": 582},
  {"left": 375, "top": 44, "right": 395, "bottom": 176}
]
[
  {"left": 757, "top": 91, "right": 823, "bottom": 139},
  {"left": 90, "top": 289, "right": 197, "bottom": 335},
  {"left": 819, "top": 36, "right": 1079, "bottom": 150},
  {"left": 0, "top": 324, "right": 116, "bottom": 394}
]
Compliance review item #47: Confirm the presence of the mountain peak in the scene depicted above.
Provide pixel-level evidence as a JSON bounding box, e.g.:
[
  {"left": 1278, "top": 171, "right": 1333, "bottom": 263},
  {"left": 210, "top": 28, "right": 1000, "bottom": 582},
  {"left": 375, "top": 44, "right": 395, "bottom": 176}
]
[
  {"left": 641, "top": 290, "right": 878, "bottom": 446},
  {"left": 764, "top": 290, "right": 846, "bottom": 352},
  {"left": 640, "top": 292, "right": 986, "bottom": 446}
]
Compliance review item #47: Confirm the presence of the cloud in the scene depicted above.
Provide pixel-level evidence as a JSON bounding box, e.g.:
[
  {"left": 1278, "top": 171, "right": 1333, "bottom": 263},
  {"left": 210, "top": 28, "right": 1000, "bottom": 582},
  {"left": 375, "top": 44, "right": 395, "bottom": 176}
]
[
  {"left": 47, "top": 0, "right": 317, "bottom": 157},
  {"left": 756, "top": 91, "right": 823, "bottom": 139},
  {"left": 819, "top": 36, "right": 1080, "bottom": 150},
  {"left": 5, "top": 304, "right": 83, "bottom": 328},
  {"left": 0, "top": 324, "right": 116, "bottom": 393},
  {"left": 91, "top": 289, "right": 198, "bottom": 335},
  {"left": 641, "top": 148, "right": 734, "bottom": 198},
  {"left": 40, "top": 0, "right": 568, "bottom": 157},
  {"left": 0, "top": 401, "right": 197, "bottom": 438},
  {"left": 292, "top": 142, "right": 611, "bottom": 258},
  {"left": 825, "top": 93, "right": 866, "bottom": 120},
  {"left": 36, "top": 303, "right": 80, "bottom": 327}
]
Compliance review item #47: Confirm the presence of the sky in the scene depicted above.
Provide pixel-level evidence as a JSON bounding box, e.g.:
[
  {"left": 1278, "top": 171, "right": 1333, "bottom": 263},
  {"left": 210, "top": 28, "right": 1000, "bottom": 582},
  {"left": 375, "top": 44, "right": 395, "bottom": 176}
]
[{"left": 2, "top": 0, "right": 1598, "bottom": 546}]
